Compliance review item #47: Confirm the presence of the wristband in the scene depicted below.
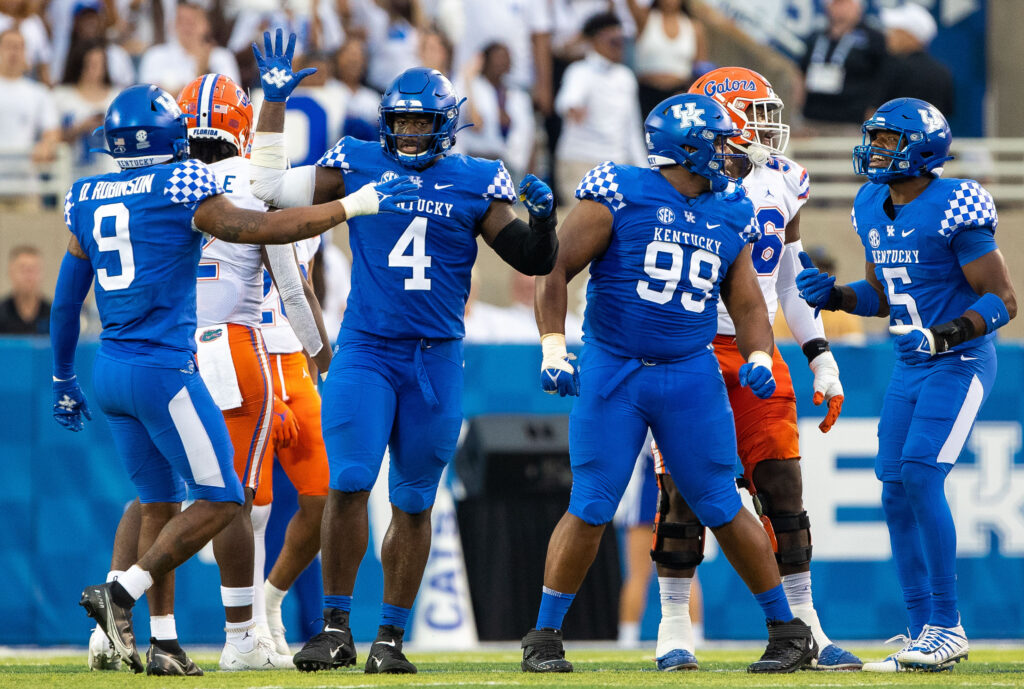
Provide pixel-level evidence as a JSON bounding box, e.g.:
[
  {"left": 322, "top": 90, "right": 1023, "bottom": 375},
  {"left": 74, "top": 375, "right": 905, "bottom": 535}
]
[
  {"left": 801, "top": 338, "right": 830, "bottom": 365},
  {"left": 541, "top": 333, "right": 568, "bottom": 360},
  {"left": 931, "top": 317, "right": 976, "bottom": 353},
  {"left": 747, "top": 350, "right": 773, "bottom": 370},
  {"left": 967, "top": 292, "right": 1011, "bottom": 333}
]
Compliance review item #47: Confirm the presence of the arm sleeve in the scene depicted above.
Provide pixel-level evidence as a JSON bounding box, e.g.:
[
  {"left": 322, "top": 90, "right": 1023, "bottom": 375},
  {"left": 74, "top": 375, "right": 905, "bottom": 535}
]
[
  {"left": 250, "top": 132, "right": 318, "bottom": 208},
  {"left": 777, "top": 239, "right": 826, "bottom": 346},
  {"left": 951, "top": 225, "right": 998, "bottom": 267},
  {"left": 50, "top": 252, "right": 94, "bottom": 380},
  {"left": 264, "top": 244, "right": 323, "bottom": 356}
]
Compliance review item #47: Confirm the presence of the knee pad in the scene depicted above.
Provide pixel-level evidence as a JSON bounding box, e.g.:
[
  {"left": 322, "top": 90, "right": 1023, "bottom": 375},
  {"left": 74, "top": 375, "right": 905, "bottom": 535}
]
[
  {"left": 389, "top": 485, "right": 438, "bottom": 516},
  {"left": 649, "top": 479, "right": 705, "bottom": 569},
  {"left": 330, "top": 465, "right": 377, "bottom": 494},
  {"left": 762, "top": 509, "right": 812, "bottom": 567}
]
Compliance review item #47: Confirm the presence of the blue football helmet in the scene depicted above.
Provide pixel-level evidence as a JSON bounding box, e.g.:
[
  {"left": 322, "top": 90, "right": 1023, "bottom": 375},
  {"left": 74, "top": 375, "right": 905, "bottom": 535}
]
[
  {"left": 378, "top": 67, "right": 466, "bottom": 168},
  {"left": 853, "top": 97, "right": 954, "bottom": 184},
  {"left": 97, "top": 84, "right": 189, "bottom": 169},
  {"left": 644, "top": 93, "right": 742, "bottom": 192}
]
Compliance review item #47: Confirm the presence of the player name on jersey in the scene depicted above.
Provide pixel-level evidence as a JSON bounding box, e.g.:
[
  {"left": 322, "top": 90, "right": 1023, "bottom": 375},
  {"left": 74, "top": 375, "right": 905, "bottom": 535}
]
[
  {"left": 77, "top": 174, "right": 155, "bottom": 200},
  {"left": 653, "top": 227, "right": 723, "bottom": 255},
  {"left": 871, "top": 249, "right": 920, "bottom": 265}
]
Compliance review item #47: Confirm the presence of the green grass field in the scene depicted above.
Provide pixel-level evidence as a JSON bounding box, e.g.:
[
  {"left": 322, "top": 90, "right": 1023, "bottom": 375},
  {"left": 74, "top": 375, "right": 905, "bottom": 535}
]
[{"left": 2, "top": 648, "right": 1022, "bottom": 689}]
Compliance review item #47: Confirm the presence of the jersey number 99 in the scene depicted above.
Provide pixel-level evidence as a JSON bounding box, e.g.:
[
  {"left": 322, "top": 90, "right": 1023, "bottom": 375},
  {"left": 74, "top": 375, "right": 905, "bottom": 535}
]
[{"left": 636, "top": 241, "right": 721, "bottom": 312}]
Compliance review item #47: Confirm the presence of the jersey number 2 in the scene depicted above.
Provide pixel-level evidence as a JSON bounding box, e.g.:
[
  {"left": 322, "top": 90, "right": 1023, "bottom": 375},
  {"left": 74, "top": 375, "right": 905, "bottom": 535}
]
[
  {"left": 389, "top": 217, "right": 432, "bottom": 290},
  {"left": 92, "top": 202, "right": 135, "bottom": 291},
  {"left": 636, "top": 241, "right": 721, "bottom": 312}
]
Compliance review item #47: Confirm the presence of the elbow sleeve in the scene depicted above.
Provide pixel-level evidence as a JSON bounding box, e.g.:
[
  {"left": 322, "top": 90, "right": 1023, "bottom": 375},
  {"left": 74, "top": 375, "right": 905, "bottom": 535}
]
[
  {"left": 491, "top": 215, "right": 559, "bottom": 276},
  {"left": 778, "top": 240, "right": 826, "bottom": 346},
  {"left": 250, "top": 132, "right": 316, "bottom": 208},
  {"left": 265, "top": 244, "right": 323, "bottom": 356}
]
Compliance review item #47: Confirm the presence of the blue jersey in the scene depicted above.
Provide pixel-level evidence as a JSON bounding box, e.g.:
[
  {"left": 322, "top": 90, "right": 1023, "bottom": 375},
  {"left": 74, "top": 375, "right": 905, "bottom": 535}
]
[
  {"left": 316, "top": 137, "right": 516, "bottom": 339},
  {"left": 63, "top": 160, "right": 223, "bottom": 367},
  {"left": 576, "top": 162, "right": 759, "bottom": 360},
  {"left": 853, "top": 177, "right": 999, "bottom": 350}
]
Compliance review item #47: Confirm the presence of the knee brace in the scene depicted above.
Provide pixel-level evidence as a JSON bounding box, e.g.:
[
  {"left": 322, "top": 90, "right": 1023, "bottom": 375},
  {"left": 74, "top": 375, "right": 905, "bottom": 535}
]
[
  {"left": 649, "top": 480, "right": 705, "bottom": 570},
  {"left": 745, "top": 482, "right": 812, "bottom": 567}
]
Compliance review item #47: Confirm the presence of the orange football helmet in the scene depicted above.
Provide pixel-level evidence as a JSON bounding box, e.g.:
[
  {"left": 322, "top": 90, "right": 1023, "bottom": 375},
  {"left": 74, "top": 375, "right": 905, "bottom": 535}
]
[
  {"left": 177, "top": 73, "right": 254, "bottom": 157},
  {"left": 689, "top": 67, "right": 789, "bottom": 165}
]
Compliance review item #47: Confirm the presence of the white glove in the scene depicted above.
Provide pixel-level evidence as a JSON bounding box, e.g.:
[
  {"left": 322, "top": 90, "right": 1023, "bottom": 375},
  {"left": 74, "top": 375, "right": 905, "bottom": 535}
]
[{"left": 809, "top": 350, "right": 844, "bottom": 432}]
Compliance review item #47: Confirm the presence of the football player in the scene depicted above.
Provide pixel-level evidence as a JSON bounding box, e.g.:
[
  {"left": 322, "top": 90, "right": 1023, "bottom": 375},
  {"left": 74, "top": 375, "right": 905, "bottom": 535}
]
[
  {"left": 54, "top": 83, "right": 417, "bottom": 674},
  {"left": 648, "top": 67, "right": 858, "bottom": 671},
  {"left": 799, "top": 97, "right": 1016, "bottom": 671},
  {"left": 258, "top": 235, "right": 332, "bottom": 656},
  {"left": 521, "top": 92, "right": 815, "bottom": 674},
  {"left": 247, "top": 30, "right": 559, "bottom": 674}
]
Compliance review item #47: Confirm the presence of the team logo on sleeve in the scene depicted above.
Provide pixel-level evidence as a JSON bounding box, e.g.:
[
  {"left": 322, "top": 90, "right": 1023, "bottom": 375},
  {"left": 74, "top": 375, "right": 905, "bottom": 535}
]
[
  {"left": 656, "top": 207, "right": 676, "bottom": 224},
  {"left": 868, "top": 228, "right": 881, "bottom": 248}
]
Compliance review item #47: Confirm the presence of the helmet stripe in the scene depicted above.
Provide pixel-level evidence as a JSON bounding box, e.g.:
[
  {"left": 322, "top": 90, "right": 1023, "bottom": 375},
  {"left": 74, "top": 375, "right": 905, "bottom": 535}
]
[{"left": 197, "top": 74, "right": 219, "bottom": 129}]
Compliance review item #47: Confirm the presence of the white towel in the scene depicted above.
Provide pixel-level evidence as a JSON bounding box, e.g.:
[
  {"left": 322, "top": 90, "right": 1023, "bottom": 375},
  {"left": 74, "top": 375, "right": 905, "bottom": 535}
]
[{"left": 195, "top": 324, "right": 243, "bottom": 410}]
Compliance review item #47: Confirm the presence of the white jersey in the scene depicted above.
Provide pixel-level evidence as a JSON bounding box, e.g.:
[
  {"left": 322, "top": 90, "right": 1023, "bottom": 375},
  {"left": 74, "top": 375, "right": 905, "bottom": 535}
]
[
  {"left": 195, "top": 156, "right": 267, "bottom": 328},
  {"left": 717, "top": 154, "right": 810, "bottom": 336},
  {"left": 260, "top": 236, "right": 322, "bottom": 354}
]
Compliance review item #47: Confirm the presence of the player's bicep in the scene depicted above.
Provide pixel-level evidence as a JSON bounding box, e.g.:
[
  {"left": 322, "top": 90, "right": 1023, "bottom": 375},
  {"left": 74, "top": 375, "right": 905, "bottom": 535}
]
[
  {"left": 312, "top": 167, "right": 346, "bottom": 205},
  {"left": 477, "top": 200, "right": 518, "bottom": 243},
  {"left": 66, "top": 234, "right": 88, "bottom": 260},
  {"left": 721, "top": 245, "right": 765, "bottom": 318},
  {"left": 555, "top": 199, "right": 612, "bottom": 281},
  {"left": 962, "top": 249, "right": 1016, "bottom": 316}
]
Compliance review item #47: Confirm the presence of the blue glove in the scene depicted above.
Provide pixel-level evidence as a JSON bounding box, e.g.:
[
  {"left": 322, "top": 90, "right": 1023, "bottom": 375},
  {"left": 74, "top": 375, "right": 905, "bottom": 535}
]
[
  {"left": 251, "top": 29, "right": 318, "bottom": 102},
  {"left": 540, "top": 358, "right": 579, "bottom": 397},
  {"left": 889, "top": 325, "right": 935, "bottom": 365},
  {"left": 795, "top": 251, "right": 836, "bottom": 317},
  {"left": 375, "top": 176, "right": 419, "bottom": 214},
  {"left": 53, "top": 376, "right": 92, "bottom": 432},
  {"left": 739, "top": 360, "right": 776, "bottom": 399},
  {"left": 518, "top": 174, "right": 554, "bottom": 219}
]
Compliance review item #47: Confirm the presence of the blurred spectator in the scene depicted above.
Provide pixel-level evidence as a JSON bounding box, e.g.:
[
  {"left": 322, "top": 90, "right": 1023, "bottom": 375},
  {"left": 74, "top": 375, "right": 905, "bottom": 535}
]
[
  {"left": 0, "top": 245, "right": 50, "bottom": 335},
  {"left": 454, "top": 0, "right": 554, "bottom": 116},
  {"left": 52, "top": 2, "right": 135, "bottom": 87},
  {"left": 798, "top": 0, "right": 885, "bottom": 133},
  {"left": 334, "top": 38, "right": 380, "bottom": 141},
  {"left": 419, "top": 24, "right": 452, "bottom": 76},
  {"left": 138, "top": 0, "right": 240, "bottom": 94},
  {"left": 466, "top": 272, "right": 582, "bottom": 343},
  {"left": 457, "top": 42, "right": 534, "bottom": 180},
  {"left": 316, "top": 230, "right": 351, "bottom": 341},
  {"left": 268, "top": 51, "right": 347, "bottom": 166},
  {"left": 870, "top": 3, "right": 952, "bottom": 118},
  {"left": 0, "top": 0, "right": 51, "bottom": 83},
  {"left": 553, "top": 12, "right": 645, "bottom": 205},
  {"left": 110, "top": 0, "right": 175, "bottom": 57},
  {"left": 627, "top": 0, "right": 706, "bottom": 117},
  {"left": 354, "top": 0, "right": 423, "bottom": 91},
  {"left": 773, "top": 247, "right": 866, "bottom": 344},
  {"left": 54, "top": 40, "right": 118, "bottom": 179},
  {"left": 0, "top": 29, "right": 59, "bottom": 164}
]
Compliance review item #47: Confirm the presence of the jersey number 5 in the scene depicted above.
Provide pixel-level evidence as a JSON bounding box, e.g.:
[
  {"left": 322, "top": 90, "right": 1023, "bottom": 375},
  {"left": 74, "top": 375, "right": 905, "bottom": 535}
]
[
  {"left": 92, "top": 202, "right": 135, "bottom": 291},
  {"left": 636, "top": 241, "right": 721, "bottom": 312},
  {"left": 389, "top": 217, "right": 432, "bottom": 290},
  {"left": 881, "top": 266, "right": 923, "bottom": 327}
]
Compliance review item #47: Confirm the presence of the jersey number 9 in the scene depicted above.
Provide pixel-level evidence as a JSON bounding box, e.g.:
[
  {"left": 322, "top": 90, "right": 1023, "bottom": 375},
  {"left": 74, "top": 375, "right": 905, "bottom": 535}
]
[
  {"left": 92, "top": 202, "right": 135, "bottom": 291},
  {"left": 636, "top": 241, "right": 721, "bottom": 313}
]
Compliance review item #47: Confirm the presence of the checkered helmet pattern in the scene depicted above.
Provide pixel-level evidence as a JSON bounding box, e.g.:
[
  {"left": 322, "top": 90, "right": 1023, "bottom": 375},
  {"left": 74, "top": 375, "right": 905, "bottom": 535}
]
[
  {"left": 163, "top": 159, "right": 222, "bottom": 207},
  {"left": 317, "top": 140, "right": 350, "bottom": 170},
  {"left": 939, "top": 180, "right": 998, "bottom": 237},
  {"left": 485, "top": 161, "right": 516, "bottom": 202},
  {"left": 576, "top": 161, "right": 626, "bottom": 211}
]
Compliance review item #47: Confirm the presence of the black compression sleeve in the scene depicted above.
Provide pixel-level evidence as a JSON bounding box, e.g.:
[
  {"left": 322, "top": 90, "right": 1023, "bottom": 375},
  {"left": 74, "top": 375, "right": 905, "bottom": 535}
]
[{"left": 490, "top": 213, "right": 558, "bottom": 276}]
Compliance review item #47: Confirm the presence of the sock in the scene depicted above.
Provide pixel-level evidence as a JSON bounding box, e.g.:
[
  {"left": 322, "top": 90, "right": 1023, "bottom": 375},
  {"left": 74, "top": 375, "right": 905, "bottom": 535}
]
[
  {"left": 105, "top": 570, "right": 124, "bottom": 583},
  {"left": 536, "top": 586, "right": 575, "bottom": 631},
  {"left": 265, "top": 580, "right": 287, "bottom": 631},
  {"left": 150, "top": 614, "right": 177, "bottom": 641},
  {"left": 250, "top": 504, "right": 271, "bottom": 626},
  {"left": 656, "top": 576, "right": 695, "bottom": 657},
  {"left": 116, "top": 565, "right": 153, "bottom": 602},
  {"left": 900, "top": 463, "right": 959, "bottom": 629},
  {"left": 617, "top": 621, "right": 640, "bottom": 648},
  {"left": 782, "top": 572, "right": 832, "bottom": 650},
  {"left": 754, "top": 584, "right": 793, "bottom": 624},
  {"left": 324, "top": 594, "right": 352, "bottom": 613},
  {"left": 881, "top": 480, "right": 931, "bottom": 637},
  {"left": 380, "top": 603, "right": 412, "bottom": 631},
  {"left": 225, "top": 620, "right": 256, "bottom": 653}
]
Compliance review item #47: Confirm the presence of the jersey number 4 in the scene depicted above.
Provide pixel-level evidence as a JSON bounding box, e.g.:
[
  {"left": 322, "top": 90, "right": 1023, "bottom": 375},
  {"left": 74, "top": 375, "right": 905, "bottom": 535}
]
[
  {"left": 636, "top": 241, "right": 721, "bottom": 312},
  {"left": 92, "top": 202, "right": 135, "bottom": 291},
  {"left": 389, "top": 217, "right": 432, "bottom": 290}
]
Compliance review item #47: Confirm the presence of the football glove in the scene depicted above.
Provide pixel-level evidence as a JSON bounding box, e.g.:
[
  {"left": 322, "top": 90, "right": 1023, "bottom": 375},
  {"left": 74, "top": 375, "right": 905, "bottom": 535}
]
[
  {"left": 796, "top": 251, "right": 837, "bottom": 317},
  {"left": 340, "top": 177, "right": 418, "bottom": 218},
  {"left": 252, "top": 29, "right": 318, "bottom": 102},
  {"left": 808, "top": 351, "right": 844, "bottom": 432},
  {"left": 518, "top": 174, "right": 555, "bottom": 219},
  {"left": 739, "top": 351, "right": 776, "bottom": 399},
  {"left": 540, "top": 333, "right": 579, "bottom": 397},
  {"left": 271, "top": 395, "right": 299, "bottom": 449},
  {"left": 53, "top": 375, "right": 92, "bottom": 432},
  {"left": 889, "top": 325, "right": 936, "bottom": 365}
]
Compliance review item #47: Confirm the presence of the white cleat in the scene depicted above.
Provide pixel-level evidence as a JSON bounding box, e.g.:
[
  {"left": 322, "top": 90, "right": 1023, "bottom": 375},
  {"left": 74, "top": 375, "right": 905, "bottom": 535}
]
[
  {"left": 87, "top": 625, "right": 122, "bottom": 671},
  {"left": 219, "top": 636, "right": 295, "bottom": 671},
  {"left": 899, "top": 623, "right": 967, "bottom": 671},
  {"left": 264, "top": 619, "right": 290, "bottom": 656}
]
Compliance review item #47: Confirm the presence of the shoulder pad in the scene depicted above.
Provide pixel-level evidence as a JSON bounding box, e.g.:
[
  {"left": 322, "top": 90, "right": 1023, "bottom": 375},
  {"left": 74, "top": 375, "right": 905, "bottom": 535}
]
[
  {"left": 483, "top": 159, "right": 516, "bottom": 202},
  {"left": 938, "top": 179, "right": 998, "bottom": 238},
  {"left": 576, "top": 161, "right": 626, "bottom": 211},
  {"left": 317, "top": 136, "right": 362, "bottom": 171},
  {"left": 164, "top": 159, "right": 223, "bottom": 206}
]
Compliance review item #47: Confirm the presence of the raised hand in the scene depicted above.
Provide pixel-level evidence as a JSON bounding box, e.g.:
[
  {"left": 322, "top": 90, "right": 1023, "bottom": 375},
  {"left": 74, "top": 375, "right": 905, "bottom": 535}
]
[
  {"left": 518, "top": 174, "right": 555, "bottom": 219},
  {"left": 251, "top": 29, "right": 318, "bottom": 102}
]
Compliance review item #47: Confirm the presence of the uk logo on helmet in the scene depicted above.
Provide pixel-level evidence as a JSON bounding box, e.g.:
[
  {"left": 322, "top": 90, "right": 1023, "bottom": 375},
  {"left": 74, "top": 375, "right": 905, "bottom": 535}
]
[{"left": 670, "top": 102, "right": 705, "bottom": 127}]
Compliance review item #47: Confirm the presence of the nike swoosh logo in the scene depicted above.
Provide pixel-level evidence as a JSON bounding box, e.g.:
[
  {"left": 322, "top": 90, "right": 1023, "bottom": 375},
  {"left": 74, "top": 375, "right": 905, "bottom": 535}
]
[
  {"left": 545, "top": 370, "right": 559, "bottom": 383},
  {"left": 902, "top": 228, "right": 916, "bottom": 237},
  {"left": 374, "top": 639, "right": 397, "bottom": 647},
  {"left": 324, "top": 625, "right": 346, "bottom": 634},
  {"left": 706, "top": 222, "right": 721, "bottom": 229},
  {"left": 434, "top": 183, "right": 453, "bottom": 190},
  {"left": 330, "top": 646, "right": 342, "bottom": 658},
  {"left": 961, "top": 355, "right": 978, "bottom": 361},
  {"left": 374, "top": 656, "right": 383, "bottom": 668}
]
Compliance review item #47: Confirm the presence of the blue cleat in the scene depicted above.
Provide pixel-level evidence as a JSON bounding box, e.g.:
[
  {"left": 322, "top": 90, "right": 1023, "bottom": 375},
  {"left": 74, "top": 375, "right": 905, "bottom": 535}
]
[
  {"left": 813, "top": 643, "right": 862, "bottom": 671},
  {"left": 656, "top": 648, "right": 698, "bottom": 671}
]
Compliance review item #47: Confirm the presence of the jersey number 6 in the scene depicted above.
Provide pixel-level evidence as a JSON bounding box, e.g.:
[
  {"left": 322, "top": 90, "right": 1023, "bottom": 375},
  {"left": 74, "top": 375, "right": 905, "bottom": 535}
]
[{"left": 636, "top": 241, "right": 721, "bottom": 313}]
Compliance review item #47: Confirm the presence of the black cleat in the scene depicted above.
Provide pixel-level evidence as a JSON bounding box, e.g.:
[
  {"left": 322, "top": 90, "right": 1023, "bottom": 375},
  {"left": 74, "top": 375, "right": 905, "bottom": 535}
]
[
  {"left": 294, "top": 609, "right": 357, "bottom": 672},
  {"left": 80, "top": 583, "right": 144, "bottom": 673},
  {"left": 748, "top": 617, "right": 818, "bottom": 673},
  {"left": 521, "top": 628, "right": 573, "bottom": 673},
  {"left": 146, "top": 639, "right": 203, "bottom": 676},
  {"left": 364, "top": 625, "right": 417, "bottom": 674}
]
